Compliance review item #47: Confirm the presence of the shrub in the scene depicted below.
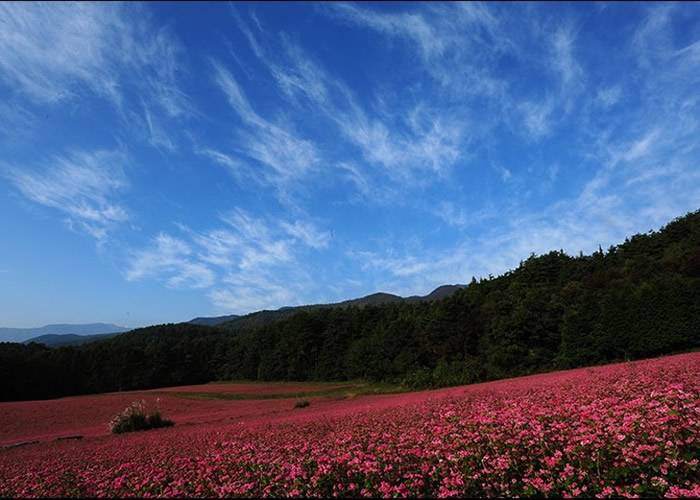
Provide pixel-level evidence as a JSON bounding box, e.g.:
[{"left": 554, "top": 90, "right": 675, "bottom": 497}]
[
  {"left": 109, "top": 399, "right": 174, "bottom": 434},
  {"left": 293, "top": 399, "right": 310, "bottom": 409},
  {"left": 401, "top": 357, "right": 487, "bottom": 390}
]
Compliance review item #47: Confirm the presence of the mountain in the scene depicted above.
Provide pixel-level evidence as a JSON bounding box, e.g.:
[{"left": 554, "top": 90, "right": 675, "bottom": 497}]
[
  {"left": 336, "top": 292, "right": 404, "bottom": 306},
  {"left": 0, "top": 323, "right": 130, "bottom": 343},
  {"left": 24, "top": 331, "right": 125, "bottom": 347},
  {"left": 218, "top": 286, "right": 462, "bottom": 331},
  {"left": 405, "top": 284, "right": 468, "bottom": 302},
  {"left": 189, "top": 315, "right": 240, "bottom": 326}
]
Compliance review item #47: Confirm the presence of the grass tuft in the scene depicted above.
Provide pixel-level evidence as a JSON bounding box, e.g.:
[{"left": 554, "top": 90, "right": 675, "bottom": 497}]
[{"left": 109, "top": 399, "right": 174, "bottom": 434}]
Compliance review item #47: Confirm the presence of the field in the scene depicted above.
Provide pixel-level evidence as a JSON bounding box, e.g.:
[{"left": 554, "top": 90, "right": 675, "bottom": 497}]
[{"left": 1, "top": 353, "right": 699, "bottom": 497}]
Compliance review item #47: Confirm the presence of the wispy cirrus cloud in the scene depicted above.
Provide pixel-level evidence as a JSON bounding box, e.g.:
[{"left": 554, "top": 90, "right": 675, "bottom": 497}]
[
  {"left": 0, "top": 2, "right": 191, "bottom": 149},
  {"left": 324, "top": 3, "right": 586, "bottom": 143},
  {"left": 516, "top": 22, "right": 584, "bottom": 141},
  {"left": 3, "top": 150, "right": 129, "bottom": 240},
  {"left": 210, "top": 60, "right": 319, "bottom": 195},
  {"left": 431, "top": 202, "right": 497, "bottom": 229},
  {"left": 126, "top": 233, "right": 215, "bottom": 289},
  {"left": 126, "top": 209, "right": 331, "bottom": 313},
  {"left": 278, "top": 41, "right": 466, "bottom": 181},
  {"left": 280, "top": 220, "right": 331, "bottom": 249},
  {"left": 195, "top": 148, "right": 249, "bottom": 183},
  {"left": 0, "top": 2, "right": 122, "bottom": 104},
  {"left": 324, "top": 2, "right": 506, "bottom": 90},
  {"left": 225, "top": 12, "right": 467, "bottom": 193}
]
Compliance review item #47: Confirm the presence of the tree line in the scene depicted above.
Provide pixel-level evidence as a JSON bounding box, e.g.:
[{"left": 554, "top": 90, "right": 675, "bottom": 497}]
[{"left": 2, "top": 209, "right": 699, "bottom": 401}]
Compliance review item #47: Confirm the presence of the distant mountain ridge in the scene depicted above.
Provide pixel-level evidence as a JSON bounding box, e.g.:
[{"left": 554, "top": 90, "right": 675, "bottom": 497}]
[
  {"left": 24, "top": 332, "right": 124, "bottom": 347},
  {"left": 217, "top": 284, "right": 467, "bottom": 331},
  {"left": 0, "top": 323, "right": 130, "bottom": 343}
]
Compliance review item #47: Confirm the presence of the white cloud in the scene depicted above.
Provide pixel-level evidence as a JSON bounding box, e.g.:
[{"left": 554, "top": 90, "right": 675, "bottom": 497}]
[
  {"left": 551, "top": 25, "right": 583, "bottom": 95},
  {"left": 211, "top": 60, "right": 319, "bottom": 188},
  {"left": 4, "top": 150, "right": 129, "bottom": 240},
  {"left": 631, "top": 4, "right": 675, "bottom": 69},
  {"left": 617, "top": 129, "right": 662, "bottom": 165},
  {"left": 355, "top": 250, "right": 433, "bottom": 279},
  {"left": 338, "top": 162, "right": 371, "bottom": 198},
  {"left": 281, "top": 220, "right": 331, "bottom": 249},
  {"left": 320, "top": 3, "right": 588, "bottom": 150},
  {"left": 126, "top": 233, "right": 215, "bottom": 289},
  {"left": 0, "top": 2, "right": 191, "bottom": 147},
  {"left": 518, "top": 99, "right": 555, "bottom": 140},
  {"left": 143, "top": 103, "right": 177, "bottom": 153},
  {"left": 0, "top": 2, "right": 121, "bottom": 104},
  {"left": 325, "top": 2, "right": 507, "bottom": 90},
  {"left": 126, "top": 209, "right": 330, "bottom": 314},
  {"left": 497, "top": 165, "right": 512, "bottom": 182},
  {"left": 208, "top": 280, "right": 300, "bottom": 314},
  {"left": 212, "top": 60, "right": 263, "bottom": 126},
  {"left": 432, "top": 202, "right": 498, "bottom": 229},
  {"left": 229, "top": 24, "right": 466, "bottom": 185},
  {"left": 327, "top": 3, "right": 446, "bottom": 61},
  {"left": 196, "top": 148, "right": 249, "bottom": 182},
  {"left": 514, "top": 23, "right": 584, "bottom": 141},
  {"left": 434, "top": 202, "right": 469, "bottom": 227},
  {"left": 326, "top": 2, "right": 590, "bottom": 144},
  {"left": 341, "top": 108, "right": 463, "bottom": 179}
]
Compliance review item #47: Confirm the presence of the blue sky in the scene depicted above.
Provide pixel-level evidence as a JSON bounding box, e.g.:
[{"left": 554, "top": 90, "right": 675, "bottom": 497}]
[{"left": 1, "top": 2, "right": 699, "bottom": 328}]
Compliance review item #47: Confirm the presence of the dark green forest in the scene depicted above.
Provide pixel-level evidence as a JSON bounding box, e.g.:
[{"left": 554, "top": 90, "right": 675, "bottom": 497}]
[{"left": 2, "top": 210, "right": 700, "bottom": 402}]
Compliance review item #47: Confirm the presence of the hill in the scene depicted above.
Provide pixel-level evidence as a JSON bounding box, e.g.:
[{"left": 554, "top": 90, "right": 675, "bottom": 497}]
[
  {"left": 1, "top": 208, "right": 699, "bottom": 401},
  {"left": 189, "top": 315, "right": 240, "bottom": 326},
  {"left": 405, "top": 284, "right": 467, "bottom": 302},
  {"left": 0, "top": 323, "right": 129, "bottom": 343},
  {"left": 24, "top": 332, "right": 125, "bottom": 347},
  {"left": 218, "top": 286, "right": 463, "bottom": 332}
]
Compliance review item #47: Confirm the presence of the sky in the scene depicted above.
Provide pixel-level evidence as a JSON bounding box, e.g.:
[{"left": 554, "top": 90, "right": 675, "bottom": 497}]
[{"left": 1, "top": 2, "right": 699, "bottom": 328}]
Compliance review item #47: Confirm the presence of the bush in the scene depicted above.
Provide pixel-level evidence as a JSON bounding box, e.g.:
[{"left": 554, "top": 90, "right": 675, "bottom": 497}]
[
  {"left": 293, "top": 399, "right": 310, "bottom": 409},
  {"left": 109, "top": 399, "right": 174, "bottom": 434},
  {"left": 402, "top": 358, "right": 485, "bottom": 390}
]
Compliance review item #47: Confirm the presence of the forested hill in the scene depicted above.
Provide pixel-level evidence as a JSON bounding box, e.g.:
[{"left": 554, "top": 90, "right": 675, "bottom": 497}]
[
  {"left": 215, "top": 286, "right": 466, "bottom": 332},
  {"left": 2, "top": 209, "right": 700, "bottom": 401}
]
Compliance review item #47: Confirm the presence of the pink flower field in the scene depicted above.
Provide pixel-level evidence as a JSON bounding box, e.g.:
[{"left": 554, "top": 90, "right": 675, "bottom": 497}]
[{"left": 1, "top": 353, "right": 699, "bottom": 498}]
